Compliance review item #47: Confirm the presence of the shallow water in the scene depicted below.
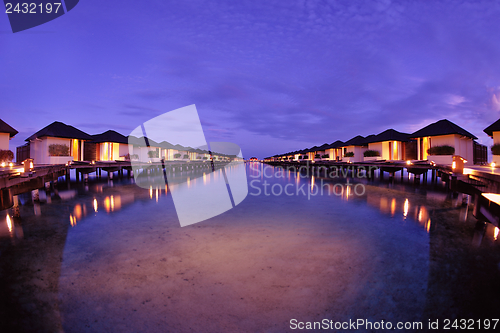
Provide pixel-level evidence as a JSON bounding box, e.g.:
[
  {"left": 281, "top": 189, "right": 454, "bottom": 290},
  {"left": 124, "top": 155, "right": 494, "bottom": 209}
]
[{"left": 0, "top": 163, "right": 499, "bottom": 332}]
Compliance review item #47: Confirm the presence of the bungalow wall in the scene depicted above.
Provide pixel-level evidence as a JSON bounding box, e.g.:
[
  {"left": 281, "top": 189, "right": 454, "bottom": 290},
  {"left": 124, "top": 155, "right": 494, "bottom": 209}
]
[
  {"left": 342, "top": 145, "right": 367, "bottom": 162},
  {"left": 418, "top": 134, "right": 473, "bottom": 162},
  {"left": 84, "top": 142, "right": 98, "bottom": 161},
  {"left": 30, "top": 137, "right": 83, "bottom": 164},
  {"left": 16, "top": 144, "right": 30, "bottom": 163},
  {"left": 368, "top": 141, "right": 404, "bottom": 160},
  {"left": 0, "top": 132, "right": 10, "bottom": 150},
  {"left": 404, "top": 140, "right": 417, "bottom": 160},
  {"left": 493, "top": 131, "right": 500, "bottom": 145}
]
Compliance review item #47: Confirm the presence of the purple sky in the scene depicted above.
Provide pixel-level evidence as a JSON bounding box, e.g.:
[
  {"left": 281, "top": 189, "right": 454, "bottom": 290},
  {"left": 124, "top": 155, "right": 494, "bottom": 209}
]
[{"left": 2, "top": 0, "right": 500, "bottom": 158}]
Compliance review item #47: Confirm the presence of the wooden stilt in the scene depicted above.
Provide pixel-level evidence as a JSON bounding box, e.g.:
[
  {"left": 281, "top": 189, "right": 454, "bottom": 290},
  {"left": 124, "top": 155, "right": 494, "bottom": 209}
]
[{"left": 13, "top": 195, "right": 20, "bottom": 218}]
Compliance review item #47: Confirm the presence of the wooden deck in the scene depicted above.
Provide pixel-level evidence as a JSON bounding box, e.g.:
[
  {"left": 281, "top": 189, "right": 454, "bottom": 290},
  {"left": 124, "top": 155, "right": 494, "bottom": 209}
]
[
  {"left": 264, "top": 160, "right": 500, "bottom": 226},
  {"left": 0, "top": 160, "right": 230, "bottom": 211}
]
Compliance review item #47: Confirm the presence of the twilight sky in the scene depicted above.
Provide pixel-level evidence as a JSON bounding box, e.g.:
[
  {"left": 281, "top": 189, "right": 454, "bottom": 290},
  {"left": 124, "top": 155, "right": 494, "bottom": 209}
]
[{"left": 2, "top": 0, "right": 500, "bottom": 158}]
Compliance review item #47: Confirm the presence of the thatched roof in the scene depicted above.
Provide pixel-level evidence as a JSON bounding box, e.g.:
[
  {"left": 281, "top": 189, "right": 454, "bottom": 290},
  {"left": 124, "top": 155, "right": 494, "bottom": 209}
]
[
  {"left": 91, "top": 130, "right": 128, "bottom": 144},
  {"left": 0, "top": 119, "right": 18, "bottom": 137},
  {"left": 326, "top": 140, "right": 344, "bottom": 149},
  {"left": 484, "top": 118, "right": 500, "bottom": 137},
  {"left": 26, "top": 121, "right": 92, "bottom": 141},
  {"left": 342, "top": 135, "right": 367, "bottom": 146},
  {"left": 364, "top": 129, "right": 411, "bottom": 144},
  {"left": 411, "top": 119, "right": 477, "bottom": 139}
]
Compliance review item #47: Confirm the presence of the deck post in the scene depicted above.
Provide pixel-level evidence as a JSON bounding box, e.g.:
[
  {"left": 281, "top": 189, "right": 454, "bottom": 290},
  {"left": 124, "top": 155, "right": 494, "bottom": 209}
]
[
  {"left": 109, "top": 171, "right": 114, "bottom": 179},
  {"left": 84, "top": 173, "right": 89, "bottom": 184},
  {"left": 12, "top": 195, "right": 20, "bottom": 218},
  {"left": 31, "top": 189, "right": 39, "bottom": 202}
]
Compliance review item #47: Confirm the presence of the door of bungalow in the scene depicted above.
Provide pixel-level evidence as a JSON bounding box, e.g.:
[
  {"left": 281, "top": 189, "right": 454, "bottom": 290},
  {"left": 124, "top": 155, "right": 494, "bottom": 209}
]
[{"left": 72, "top": 139, "right": 81, "bottom": 161}]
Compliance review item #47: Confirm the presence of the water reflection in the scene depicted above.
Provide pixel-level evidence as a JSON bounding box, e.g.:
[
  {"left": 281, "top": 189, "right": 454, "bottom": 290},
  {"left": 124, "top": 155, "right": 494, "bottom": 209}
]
[
  {"left": 365, "top": 194, "right": 432, "bottom": 233},
  {"left": 403, "top": 199, "right": 409, "bottom": 219},
  {"left": 0, "top": 214, "right": 24, "bottom": 243}
]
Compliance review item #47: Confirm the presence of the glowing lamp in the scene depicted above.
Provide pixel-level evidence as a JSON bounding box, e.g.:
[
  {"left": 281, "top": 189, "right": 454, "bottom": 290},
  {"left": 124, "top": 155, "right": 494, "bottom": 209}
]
[
  {"left": 492, "top": 162, "right": 496, "bottom": 168},
  {"left": 23, "top": 158, "right": 34, "bottom": 172},
  {"left": 0, "top": 162, "right": 5, "bottom": 167},
  {"left": 452, "top": 161, "right": 456, "bottom": 169}
]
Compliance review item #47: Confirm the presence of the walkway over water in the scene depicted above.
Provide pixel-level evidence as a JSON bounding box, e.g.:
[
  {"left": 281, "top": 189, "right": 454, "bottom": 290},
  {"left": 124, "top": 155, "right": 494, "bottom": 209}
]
[
  {"left": 0, "top": 160, "right": 229, "bottom": 211},
  {"left": 265, "top": 160, "right": 500, "bottom": 227}
]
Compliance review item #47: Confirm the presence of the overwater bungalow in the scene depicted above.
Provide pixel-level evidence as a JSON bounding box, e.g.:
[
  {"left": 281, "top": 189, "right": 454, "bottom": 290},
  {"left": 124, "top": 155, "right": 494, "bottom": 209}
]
[
  {"left": 484, "top": 118, "right": 500, "bottom": 165},
  {"left": 23, "top": 121, "right": 93, "bottom": 165},
  {"left": 85, "top": 130, "right": 129, "bottom": 161},
  {"left": 324, "top": 140, "right": 344, "bottom": 161},
  {"left": 339, "top": 135, "right": 369, "bottom": 162},
  {"left": 410, "top": 119, "right": 476, "bottom": 165},
  {"left": 363, "top": 129, "right": 414, "bottom": 161},
  {"left": 0, "top": 119, "right": 18, "bottom": 152},
  {"left": 310, "top": 143, "right": 331, "bottom": 161},
  {"left": 127, "top": 136, "right": 163, "bottom": 162}
]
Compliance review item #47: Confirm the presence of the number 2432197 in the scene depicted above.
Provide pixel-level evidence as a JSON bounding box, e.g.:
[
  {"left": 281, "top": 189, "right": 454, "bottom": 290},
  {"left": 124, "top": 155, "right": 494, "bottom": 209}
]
[{"left": 5, "top": 3, "right": 62, "bottom": 14}]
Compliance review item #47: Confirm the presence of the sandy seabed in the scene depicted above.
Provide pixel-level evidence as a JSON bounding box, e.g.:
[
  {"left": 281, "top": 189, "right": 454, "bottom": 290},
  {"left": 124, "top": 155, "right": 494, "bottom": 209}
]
[{"left": 57, "top": 183, "right": 429, "bottom": 333}]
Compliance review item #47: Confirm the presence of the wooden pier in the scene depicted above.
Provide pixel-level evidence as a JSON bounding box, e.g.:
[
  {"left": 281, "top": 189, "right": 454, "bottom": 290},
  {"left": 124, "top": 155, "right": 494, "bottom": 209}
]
[
  {"left": 0, "top": 160, "right": 229, "bottom": 212},
  {"left": 264, "top": 160, "right": 500, "bottom": 227}
]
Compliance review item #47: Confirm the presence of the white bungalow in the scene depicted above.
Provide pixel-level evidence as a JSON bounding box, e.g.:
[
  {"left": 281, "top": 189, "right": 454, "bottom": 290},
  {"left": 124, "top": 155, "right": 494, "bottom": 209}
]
[
  {"left": 127, "top": 136, "right": 163, "bottom": 162},
  {"left": 364, "top": 129, "right": 412, "bottom": 161},
  {"left": 88, "top": 130, "right": 129, "bottom": 161},
  {"left": 0, "top": 119, "right": 18, "bottom": 152},
  {"left": 410, "top": 119, "right": 476, "bottom": 165},
  {"left": 339, "top": 135, "right": 369, "bottom": 162},
  {"left": 25, "top": 121, "right": 93, "bottom": 165},
  {"left": 484, "top": 118, "right": 500, "bottom": 165}
]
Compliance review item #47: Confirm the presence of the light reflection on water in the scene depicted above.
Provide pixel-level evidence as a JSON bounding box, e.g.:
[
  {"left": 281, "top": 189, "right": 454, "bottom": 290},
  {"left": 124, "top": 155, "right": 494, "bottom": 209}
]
[{"left": 1, "top": 162, "right": 499, "bottom": 245}]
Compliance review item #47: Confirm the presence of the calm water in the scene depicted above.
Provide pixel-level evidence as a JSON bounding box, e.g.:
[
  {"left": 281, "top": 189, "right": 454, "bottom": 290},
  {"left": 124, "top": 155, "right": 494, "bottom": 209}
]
[{"left": 0, "top": 163, "right": 499, "bottom": 332}]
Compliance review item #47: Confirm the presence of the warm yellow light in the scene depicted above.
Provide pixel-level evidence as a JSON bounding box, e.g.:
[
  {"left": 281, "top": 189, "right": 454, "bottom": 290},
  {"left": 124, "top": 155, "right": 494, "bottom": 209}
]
[
  {"left": 482, "top": 193, "right": 500, "bottom": 205},
  {"left": 406, "top": 160, "right": 411, "bottom": 165},
  {"left": 426, "top": 219, "right": 431, "bottom": 233},
  {"left": 110, "top": 195, "right": 115, "bottom": 211},
  {"left": 452, "top": 161, "right": 456, "bottom": 169},
  {"left": 492, "top": 162, "right": 496, "bottom": 168},
  {"left": 403, "top": 198, "right": 409, "bottom": 218},
  {"left": 9, "top": 162, "right": 13, "bottom": 167},
  {"left": 390, "top": 198, "right": 396, "bottom": 216},
  {"left": 494, "top": 227, "right": 499, "bottom": 241},
  {"left": 6, "top": 215, "right": 13, "bottom": 233},
  {"left": 149, "top": 186, "right": 153, "bottom": 199},
  {"left": 156, "top": 187, "right": 158, "bottom": 203},
  {"left": 74, "top": 204, "right": 82, "bottom": 220},
  {"left": 93, "top": 198, "right": 98, "bottom": 212},
  {"left": 104, "top": 196, "right": 111, "bottom": 212}
]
